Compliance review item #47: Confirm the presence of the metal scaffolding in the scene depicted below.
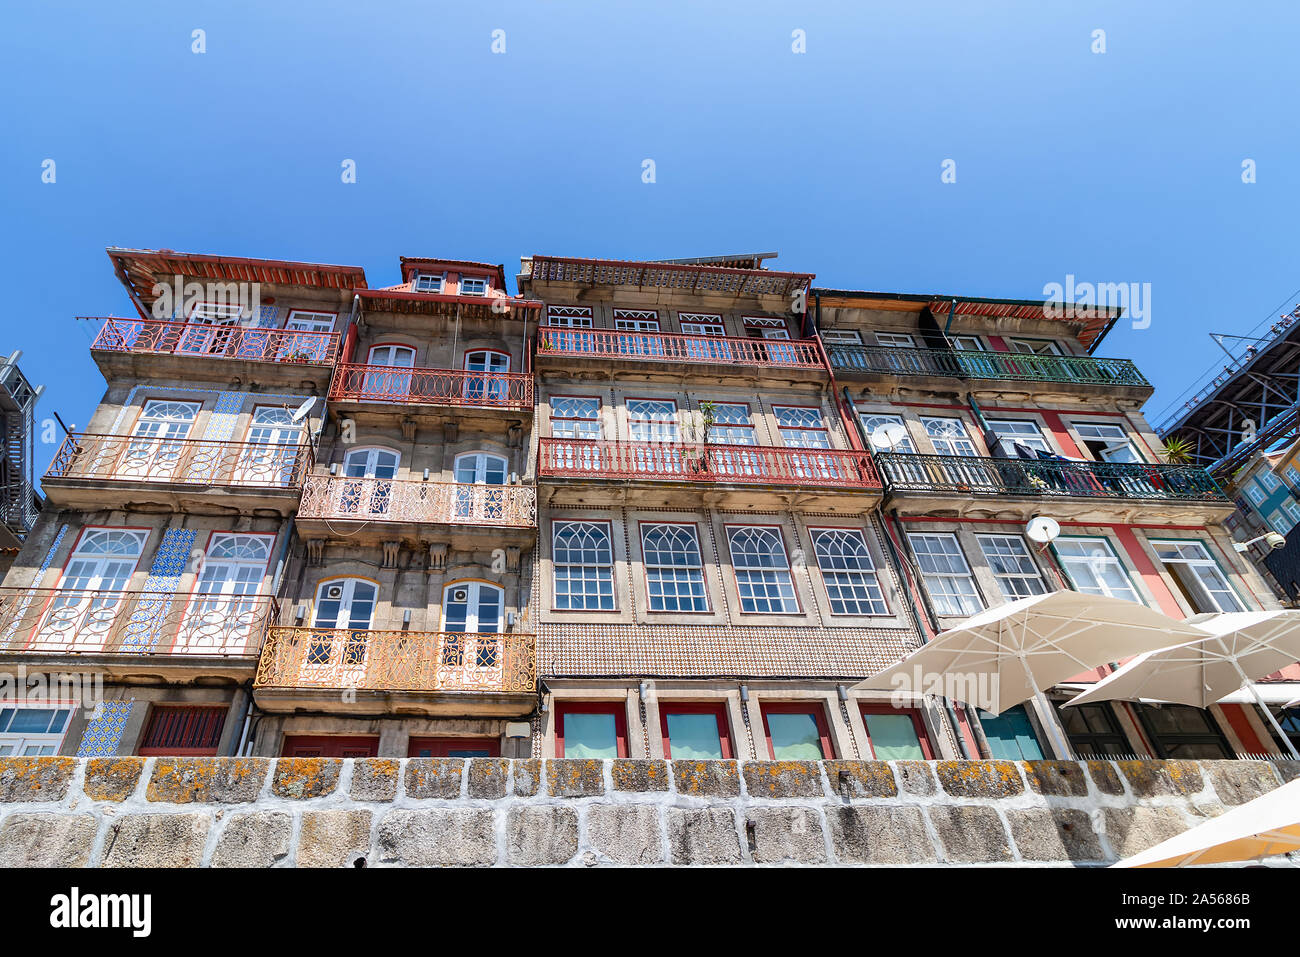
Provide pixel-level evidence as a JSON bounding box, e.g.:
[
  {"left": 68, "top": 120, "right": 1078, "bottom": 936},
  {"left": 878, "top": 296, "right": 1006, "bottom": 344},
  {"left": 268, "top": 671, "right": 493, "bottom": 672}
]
[{"left": 0, "top": 351, "right": 42, "bottom": 547}]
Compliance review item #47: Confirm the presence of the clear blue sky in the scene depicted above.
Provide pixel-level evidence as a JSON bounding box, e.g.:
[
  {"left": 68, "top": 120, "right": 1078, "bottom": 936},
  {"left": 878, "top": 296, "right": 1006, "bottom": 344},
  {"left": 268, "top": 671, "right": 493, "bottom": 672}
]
[{"left": 3, "top": 1, "right": 1298, "bottom": 477}]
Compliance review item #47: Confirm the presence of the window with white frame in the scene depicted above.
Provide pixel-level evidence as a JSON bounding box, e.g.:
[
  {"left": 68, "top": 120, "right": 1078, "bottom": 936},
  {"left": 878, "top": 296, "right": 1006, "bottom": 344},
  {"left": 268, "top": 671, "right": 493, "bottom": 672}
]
[
  {"left": 811, "top": 528, "right": 888, "bottom": 615},
  {"left": 1285, "top": 499, "right": 1300, "bottom": 525},
  {"left": 1269, "top": 509, "right": 1294, "bottom": 533},
  {"left": 773, "top": 406, "right": 830, "bottom": 449},
  {"left": 546, "top": 306, "right": 594, "bottom": 328},
  {"left": 727, "top": 526, "right": 798, "bottom": 614},
  {"left": 459, "top": 276, "right": 488, "bottom": 296},
  {"left": 1259, "top": 470, "right": 1282, "bottom": 491},
  {"left": 641, "top": 524, "right": 708, "bottom": 612},
  {"left": 1008, "top": 338, "right": 1061, "bottom": 355},
  {"left": 550, "top": 397, "right": 602, "bottom": 440},
  {"left": 987, "top": 419, "right": 1052, "bottom": 456},
  {"left": 553, "top": 522, "right": 615, "bottom": 610},
  {"left": 414, "top": 273, "right": 445, "bottom": 293},
  {"left": 706, "top": 403, "right": 756, "bottom": 445},
  {"left": 0, "top": 707, "right": 74, "bottom": 756},
  {"left": 627, "top": 400, "right": 678, "bottom": 442},
  {"left": 859, "top": 413, "right": 915, "bottom": 453},
  {"left": 922, "top": 416, "right": 978, "bottom": 456},
  {"left": 1287, "top": 466, "right": 1300, "bottom": 489},
  {"left": 1247, "top": 484, "right": 1267, "bottom": 506},
  {"left": 1054, "top": 538, "right": 1141, "bottom": 603},
  {"left": 821, "top": 329, "right": 862, "bottom": 345},
  {"left": 949, "top": 335, "right": 984, "bottom": 351},
  {"left": 1073, "top": 422, "right": 1141, "bottom": 463},
  {"left": 976, "top": 534, "right": 1048, "bottom": 599},
  {"left": 613, "top": 309, "right": 661, "bottom": 332},
  {"left": 1150, "top": 541, "right": 1244, "bottom": 613},
  {"left": 678, "top": 313, "right": 725, "bottom": 335},
  {"left": 285, "top": 310, "right": 336, "bottom": 332},
  {"left": 875, "top": 332, "right": 915, "bottom": 348},
  {"left": 908, "top": 533, "right": 982, "bottom": 616}
]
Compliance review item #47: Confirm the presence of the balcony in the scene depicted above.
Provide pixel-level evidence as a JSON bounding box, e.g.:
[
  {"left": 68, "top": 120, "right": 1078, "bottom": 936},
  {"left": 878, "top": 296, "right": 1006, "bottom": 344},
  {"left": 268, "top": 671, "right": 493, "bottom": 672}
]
[
  {"left": 826, "top": 345, "right": 1152, "bottom": 397},
  {"left": 329, "top": 363, "right": 534, "bottom": 417},
  {"left": 538, "top": 438, "right": 880, "bottom": 510},
  {"left": 536, "top": 328, "right": 827, "bottom": 381},
  {"left": 253, "top": 626, "right": 537, "bottom": 716},
  {"left": 295, "top": 476, "right": 536, "bottom": 546},
  {"left": 0, "top": 587, "right": 275, "bottom": 678},
  {"left": 42, "top": 433, "right": 312, "bottom": 513},
  {"left": 89, "top": 317, "right": 340, "bottom": 383},
  {"left": 875, "top": 452, "right": 1230, "bottom": 516}
]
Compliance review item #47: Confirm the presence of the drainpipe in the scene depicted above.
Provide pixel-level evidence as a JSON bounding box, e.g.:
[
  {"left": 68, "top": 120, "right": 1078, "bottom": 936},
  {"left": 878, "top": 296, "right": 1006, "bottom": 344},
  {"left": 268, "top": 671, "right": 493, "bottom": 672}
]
[{"left": 227, "top": 681, "right": 254, "bottom": 756}]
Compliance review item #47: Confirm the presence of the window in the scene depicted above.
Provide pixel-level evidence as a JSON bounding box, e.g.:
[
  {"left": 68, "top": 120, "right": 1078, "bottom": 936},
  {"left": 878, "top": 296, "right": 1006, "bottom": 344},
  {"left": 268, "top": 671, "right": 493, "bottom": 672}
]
[
  {"left": 1074, "top": 422, "right": 1141, "bottom": 463},
  {"left": 282, "top": 736, "right": 379, "bottom": 758},
  {"left": 1054, "top": 538, "right": 1141, "bottom": 603},
  {"left": 613, "top": 309, "right": 660, "bottom": 332},
  {"left": 409, "top": 737, "right": 499, "bottom": 757},
  {"left": 1057, "top": 701, "right": 1130, "bottom": 757},
  {"left": 859, "top": 413, "right": 915, "bottom": 453},
  {"left": 38, "top": 528, "right": 148, "bottom": 650},
  {"left": 874, "top": 332, "right": 915, "bottom": 348},
  {"left": 313, "top": 578, "right": 376, "bottom": 629},
  {"left": 1286, "top": 466, "right": 1300, "bottom": 489},
  {"left": 859, "top": 705, "right": 933, "bottom": 760},
  {"left": 175, "top": 533, "right": 273, "bottom": 653},
  {"left": 284, "top": 310, "right": 335, "bottom": 332},
  {"left": 413, "top": 273, "right": 444, "bottom": 293},
  {"left": 761, "top": 703, "right": 833, "bottom": 759},
  {"left": 127, "top": 400, "right": 200, "bottom": 479},
  {"left": 977, "top": 705, "right": 1045, "bottom": 760},
  {"left": 1134, "top": 704, "right": 1232, "bottom": 759},
  {"left": 363, "top": 344, "right": 416, "bottom": 397},
  {"left": 138, "top": 705, "right": 226, "bottom": 756},
  {"left": 678, "top": 313, "right": 725, "bottom": 335},
  {"left": 949, "top": 335, "right": 984, "bottom": 351},
  {"left": 1285, "top": 499, "right": 1300, "bottom": 525},
  {"left": 339, "top": 447, "right": 400, "bottom": 515},
  {"left": 458, "top": 276, "right": 488, "bottom": 296},
  {"left": 553, "top": 521, "right": 615, "bottom": 610},
  {"left": 1008, "top": 338, "right": 1061, "bottom": 356},
  {"left": 908, "top": 533, "right": 982, "bottom": 616},
  {"left": 922, "top": 416, "right": 978, "bottom": 456},
  {"left": 773, "top": 406, "right": 830, "bottom": 449},
  {"left": 0, "top": 706, "right": 73, "bottom": 756},
  {"left": 556, "top": 703, "right": 627, "bottom": 758},
  {"left": 546, "top": 305, "right": 594, "bottom": 327},
  {"left": 821, "top": 329, "right": 862, "bottom": 344},
  {"left": 811, "top": 528, "right": 887, "bottom": 615},
  {"left": 706, "top": 403, "right": 756, "bottom": 445},
  {"left": 550, "top": 396, "right": 602, "bottom": 440},
  {"left": 237, "top": 406, "right": 303, "bottom": 486},
  {"left": 727, "top": 526, "right": 798, "bottom": 614},
  {"left": 627, "top": 399, "right": 678, "bottom": 442},
  {"left": 306, "top": 578, "right": 377, "bottom": 673},
  {"left": 441, "top": 581, "right": 503, "bottom": 670},
  {"left": 1246, "top": 484, "right": 1266, "bottom": 506},
  {"left": 1150, "top": 540, "right": 1244, "bottom": 613},
  {"left": 545, "top": 306, "right": 595, "bottom": 352},
  {"left": 1269, "top": 509, "right": 1294, "bottom": 533},
  {"left": 986, "top": 419, "right": 1052, "bottom": 456},
  {"left": 976, "top": 534, "right": 1048, "bottom": 599},
  {"left": 463, "top": 350, "right": 511, "bottom": 402},
  {"left": 641, "top": 524, "right": 708, "bottom": 612},
  {"left": 453, "top": 452, "right": 509, "bottom": 519},
  {"left": 660, "top": 703, "right": 733, "bottom": 759}
]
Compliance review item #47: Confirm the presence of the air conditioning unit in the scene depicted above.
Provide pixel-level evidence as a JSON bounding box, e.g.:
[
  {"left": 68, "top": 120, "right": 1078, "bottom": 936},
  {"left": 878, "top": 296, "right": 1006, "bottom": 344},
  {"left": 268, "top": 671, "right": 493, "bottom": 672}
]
[
  {"left": 325, "top": 584, "right": 344, "bottom": 600},
  {"left": 451, "top": 588, "right": 469, "bottom": 603}
]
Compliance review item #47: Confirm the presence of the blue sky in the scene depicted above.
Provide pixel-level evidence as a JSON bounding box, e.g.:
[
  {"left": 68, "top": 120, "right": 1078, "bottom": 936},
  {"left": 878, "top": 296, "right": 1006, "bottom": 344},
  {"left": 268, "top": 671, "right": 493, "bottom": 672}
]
[{"left": 3, "top": 1, "right": 1298, "bottom": 477}]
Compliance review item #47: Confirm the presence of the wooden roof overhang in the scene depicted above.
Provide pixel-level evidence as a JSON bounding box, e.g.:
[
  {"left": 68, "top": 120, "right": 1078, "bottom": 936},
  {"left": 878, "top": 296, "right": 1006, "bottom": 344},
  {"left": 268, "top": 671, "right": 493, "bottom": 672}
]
[{"left": 527, "top": 255, "right": 813, "bottom": 299}]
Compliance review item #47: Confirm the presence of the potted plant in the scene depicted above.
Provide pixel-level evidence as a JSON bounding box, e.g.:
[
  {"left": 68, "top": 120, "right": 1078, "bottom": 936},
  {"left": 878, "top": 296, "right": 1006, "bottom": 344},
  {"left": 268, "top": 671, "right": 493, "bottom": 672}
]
[{"left": 1160, "top": 435, "right": 1194, "bottom": 464}]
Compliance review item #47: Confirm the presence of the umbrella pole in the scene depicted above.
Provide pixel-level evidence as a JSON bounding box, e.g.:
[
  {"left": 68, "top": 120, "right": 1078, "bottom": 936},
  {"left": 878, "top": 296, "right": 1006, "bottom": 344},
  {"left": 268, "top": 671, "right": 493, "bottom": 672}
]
[
  {"left": 1018, "top": 653, "right": 1074, "bottom": 760},
  {"left": 1228, "top": 655, "right": 1300, "bottom": 760}
]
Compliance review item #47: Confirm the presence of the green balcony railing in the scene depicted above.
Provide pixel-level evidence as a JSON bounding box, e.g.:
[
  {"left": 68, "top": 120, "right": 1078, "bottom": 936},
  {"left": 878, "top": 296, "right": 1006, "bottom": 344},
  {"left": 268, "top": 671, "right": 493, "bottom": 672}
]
[
  {"left": 875, "top": 453, "right": 1226, "bottom": 502},
  {"left": 826, "top": 345, "right": 1149, "bottom": 388}
]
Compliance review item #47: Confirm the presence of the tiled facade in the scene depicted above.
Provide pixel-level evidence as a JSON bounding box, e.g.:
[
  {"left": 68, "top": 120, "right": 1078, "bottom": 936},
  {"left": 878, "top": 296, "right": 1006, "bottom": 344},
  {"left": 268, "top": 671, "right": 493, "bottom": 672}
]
[{"left": 0, "top": 247, "right": 1296, "bottom": 764}]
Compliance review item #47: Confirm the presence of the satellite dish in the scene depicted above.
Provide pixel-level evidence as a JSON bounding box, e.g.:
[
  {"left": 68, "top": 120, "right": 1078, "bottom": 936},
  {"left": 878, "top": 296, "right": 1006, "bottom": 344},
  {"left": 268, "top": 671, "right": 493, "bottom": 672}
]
[
  {"left": 1026, "top": 516, "right": 1061, "bottom": 544},
  {"left": 869, "top": 423, "right": 908, "bottom": 451},
  {"left": 290, "top": 396, "right": 317, "bottom": 424}
]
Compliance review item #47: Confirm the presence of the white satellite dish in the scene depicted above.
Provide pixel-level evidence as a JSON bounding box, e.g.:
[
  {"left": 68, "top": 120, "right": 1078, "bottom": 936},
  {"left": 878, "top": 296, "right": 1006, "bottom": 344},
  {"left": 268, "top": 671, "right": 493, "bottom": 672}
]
[
  {"left": 290, "top": 396, "right": 317, "bottom": 424},
  {"left": 869, "top": 423, "right": 908, "bottom": 451},
  {"left": 1026, "top": 516, "right": 1061, "bottom": 544}
]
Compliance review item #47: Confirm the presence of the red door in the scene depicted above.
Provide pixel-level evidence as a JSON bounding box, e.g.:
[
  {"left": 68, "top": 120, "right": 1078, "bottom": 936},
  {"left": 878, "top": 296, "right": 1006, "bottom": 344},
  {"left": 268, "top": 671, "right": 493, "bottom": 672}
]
[
  {"left": 408, "top": 737, "right": 500, "bottom": 757},
  {"left": 281, "top": 734, "right": 379, "bottom": 757}
]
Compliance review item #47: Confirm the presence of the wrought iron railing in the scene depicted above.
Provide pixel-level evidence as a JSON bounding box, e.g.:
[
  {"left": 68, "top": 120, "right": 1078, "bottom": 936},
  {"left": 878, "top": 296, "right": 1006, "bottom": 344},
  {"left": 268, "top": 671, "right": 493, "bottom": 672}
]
[
  {"left": 90, "top": 317, "right": 340, "bottom": 366},
  {"left": 826, "top": 344, "right": 1149, "bottom": 387},
  {"left": 875, "top": 453, "right": 1227, "bottom": 501},
  {"left": 254, "top": 626, "right": 537, "bottom": 694},
  {"left": 330, "top": 362, "right": 534, "bottom": 409},
  {"left": 297, "top": 476, "right": 536, "bottom": 527},
  {"left": 538, "top": 439, "right": 881, "bottom": 488},
  {"left": 537, "top": 327, "right": 825, "bottom": 369},
  {"left": 0, "top": 587, "right": 275, "bottom": 656},
  {"left": 45, "top": 433, "right": 314, "bottom": 490}
]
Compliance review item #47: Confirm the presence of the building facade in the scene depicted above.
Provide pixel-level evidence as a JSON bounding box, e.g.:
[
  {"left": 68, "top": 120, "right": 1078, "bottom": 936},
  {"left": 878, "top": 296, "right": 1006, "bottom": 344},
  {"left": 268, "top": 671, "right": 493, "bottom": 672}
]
[{"left": 0, "top": 247, "right": 1295, "bottom": 761}]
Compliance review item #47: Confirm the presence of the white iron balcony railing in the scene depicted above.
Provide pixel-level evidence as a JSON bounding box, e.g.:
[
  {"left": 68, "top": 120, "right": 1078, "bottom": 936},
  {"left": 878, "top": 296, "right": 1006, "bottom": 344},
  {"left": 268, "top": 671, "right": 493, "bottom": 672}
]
[{"left": 296, "top": 476, "right": 536, "bottom": 527}]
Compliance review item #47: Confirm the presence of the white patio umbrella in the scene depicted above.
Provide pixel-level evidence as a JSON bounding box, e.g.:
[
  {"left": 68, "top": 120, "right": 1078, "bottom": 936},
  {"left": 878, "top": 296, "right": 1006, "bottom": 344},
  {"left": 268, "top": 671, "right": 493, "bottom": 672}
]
[
  {"left": 1113, "top": 777, "right": 1300, "bottom": 867},
  {"left": 858, "top": 591, "right": 1205, "bottom": 759},
  {"left": 1064, "top": 610, "right": 1300, "bottom": 759}
]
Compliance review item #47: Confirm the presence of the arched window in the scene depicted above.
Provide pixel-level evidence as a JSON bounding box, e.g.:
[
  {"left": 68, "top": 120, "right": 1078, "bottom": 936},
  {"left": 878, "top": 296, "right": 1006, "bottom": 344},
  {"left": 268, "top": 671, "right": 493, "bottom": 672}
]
[
  {"left": 306, "top": 578, "right": 377, "bottom": 674},
  {"left": 364, "top": 344, "right": 416, "bottom": 398},
  {"left": 176, "top": 533, "right": 274, "bottom": 653},
  {"left": 553, "top": 521, "right": 614, "bottom": 610},
  {"left": 441, "top": 581, "right": 504, "bottom": 671},
  {"left": 338, "top": 448, "right": 399, "bottom": 515},
  {"left": 38, "top": 528, "right": 148, "bottom": 650},
  {"left": 640, "top": 524, "right": 707, "bottom": 612},
  {"left": 453, "top": 451, "right": 508, "bottom": 485},
  {"left": 463, "top": 350, "right": 511, "bottom": 403},
  {"left": 726, "top": 526, "right": 797, "bottom": 614},
  {"left": 313, "top": 578, "right": 377, "bottom": 629},
  {"left": 811, "top": 528, "right": 887, "bottom": 615}
]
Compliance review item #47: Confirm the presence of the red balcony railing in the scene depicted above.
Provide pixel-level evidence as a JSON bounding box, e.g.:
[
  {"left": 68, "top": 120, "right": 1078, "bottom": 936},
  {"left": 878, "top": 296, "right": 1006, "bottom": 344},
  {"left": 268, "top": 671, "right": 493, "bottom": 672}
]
[
  {"left": 297, "top": 476, "right": 537, "bottom": 527},
  {"left": 0, "top": 587, "right": 276, "bottom": 657},
  {"left": 46, "top": 433, "right": 314, "bottom": 490},
  {"left": 90, "top": 317, "right": 340, "bottom": 366},
  {"left": 538, "top": 439, "right": 881, "bottom": 488},
  {"left": 330, "top": 363, "right": 534, "bottom": 409},
  {"left": 537, "top": 327, "right": 825, "bottom": 370}
]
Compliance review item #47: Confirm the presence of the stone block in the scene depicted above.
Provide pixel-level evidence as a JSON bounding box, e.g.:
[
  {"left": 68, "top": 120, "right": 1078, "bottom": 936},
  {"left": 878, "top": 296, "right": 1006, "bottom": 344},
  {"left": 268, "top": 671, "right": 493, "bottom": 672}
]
[
  {"left": 299, "top": 810, "right": 373, "bottom": 868},
  {"left": 1200, "top": 760, "right": 1281, "bottom": 805},
  {"left": 1084, "top": 760, "right": 1124, "bottom": 795},
  {"left": 101, "top": 813, "right": 210, "bottom": 867},
  {"left": 467, "top": 759, "right": 510, "bottom": 799},
  {"left": 928, "top": 805, "right": 1013, "bottom": 863},
  {"left": 211, "top": 812, "right": 292, "bottom": 867},
  {"left": 672, "top": 760, "right": 740, "bottom": 797},
  {"left": 668, "top": 808, "right": 743, "bottom": 865},
  {"left": 1023, "top": 761, "right": 1089, "bottom": 797},
  {"left": 146, "top": 757, "right": 267, "bottom": 803},
  {"left": 1116, "top": 759, "right": 1203, "bottom": 797},
  {"left": 0, "top": 813, "right": 98, "bottom": 867},
  {"left": 936, "top": 760, "right": 1024, "bottom": 798},
  {"left": 742, "top": 761, "right": 824, "bottom": 798},
  {"left": 546, "top": 759, "right": 604, "bottom": 797},
  {"left": 0, "top": 757, "right": 75, "bottom": 802},
  {"left": 895, "top": 761, "right": 936, "bottom": 797},
  {"left": 377, "top": 808, "right": 497, "bottom": 866},
  {"left": 83, "top": 757, "right": 144, "bottom": 801},
  {"left": 271, "top": 758, "right": 340, "bottom": 799},
  {"left": 1007, "top": 808, "right": 1103, "bottom": 862},
  {"left": 350, "top": 759, "right": 400, "bottom": 801},
  {"left": 1103, "top": 806, "right": 1192, "bottom": 858},
  {"left": 1274, "top": 760, "right": 1300, "bottom": 783},
  {"left": 825, "top": 760, "right": 897, "bottom": 798},
  {"left": 746, "top": 807, "right": 826, "bottom": 864},
  {"left": 511, "top": 758, "right": 542, "bottom": 796},
  {"left": 506, "top": 806, "right": 578, "bottom": 865},
  {"left": 611, "top": 759, "right": 669, "bottom": 792},
  {"left": 404, "top": 758, "right": 465, "bottom": 799},
  {"left": 827, "top": 805, "right": 936, "bottom": 865},
  {"left": 586, "top": 805, "right": 663, "bottom": 865}
]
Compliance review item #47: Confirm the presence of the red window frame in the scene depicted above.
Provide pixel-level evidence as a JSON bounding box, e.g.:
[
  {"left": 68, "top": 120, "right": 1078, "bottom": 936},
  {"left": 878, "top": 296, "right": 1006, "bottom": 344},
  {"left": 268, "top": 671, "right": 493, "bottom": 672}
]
[
  {"left": 613, "top": 309, "right": 661, "bottom": 331},
  {"left": 408, "top": 736, "right": 500, "bottom": 757},
  {"left": 859, "top": 703, "right": 935, "bottom": 759},
  {"left": 555, "top": 702, "right": 628, "bottom": 758},
  {"left": 626, "top": 396, "right": 678, "bottom": 442},
  {"left": 548, "top": 394, "right": 602, "bottom": 439},
  {"left": 771, "top": 404, "right": 830, "bottom": 447},
  {"left": 724, "top": 523, "right": 803, "bottom": 616},
  {"left": 760, "top": 701, "right": 835, "bottom": 759},
  {"left": 137, "top": 704, "right": 227, "bottom": 756},
  {"left": 281, "top": 735, "right": 379, "bottom": 758},
  {"left": 658, "top": 701, "right": 733, "bottom": 759}
]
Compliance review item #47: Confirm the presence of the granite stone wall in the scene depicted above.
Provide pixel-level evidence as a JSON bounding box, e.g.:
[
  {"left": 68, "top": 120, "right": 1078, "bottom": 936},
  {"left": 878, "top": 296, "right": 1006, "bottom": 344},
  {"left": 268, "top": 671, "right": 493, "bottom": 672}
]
[{"left": 0, "top": 757, "right": 1294, "bottom": 867}]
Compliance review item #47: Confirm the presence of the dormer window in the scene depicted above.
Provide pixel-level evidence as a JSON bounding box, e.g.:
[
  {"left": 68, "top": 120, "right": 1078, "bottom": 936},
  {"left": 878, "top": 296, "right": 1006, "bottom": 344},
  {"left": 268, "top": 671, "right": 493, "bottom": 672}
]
[
  {"left": 414, "top": 273, "right": 445, "bottom": 293},
  {"left": 460, "top": 277, "right": 488, "bottom": 296}
]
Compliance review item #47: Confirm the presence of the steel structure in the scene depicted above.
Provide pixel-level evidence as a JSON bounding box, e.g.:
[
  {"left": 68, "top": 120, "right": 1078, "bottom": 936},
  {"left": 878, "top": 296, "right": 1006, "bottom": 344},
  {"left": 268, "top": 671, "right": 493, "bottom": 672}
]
[{"left": 0, "top": 354, "right": 41, "bottom": 547}]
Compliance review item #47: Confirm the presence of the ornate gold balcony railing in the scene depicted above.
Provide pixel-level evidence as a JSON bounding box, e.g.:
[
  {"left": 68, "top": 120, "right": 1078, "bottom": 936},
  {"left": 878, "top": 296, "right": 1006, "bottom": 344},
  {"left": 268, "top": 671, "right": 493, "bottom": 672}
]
[
  {"left": 45, "top": 433, "right": 313, "bottom": 490},
  {"left": 0, "top": 586, "right": 275, "bottom": 657},
  {"left": 254, "top": 626, "right": 537, "bottom": 694},
  {"left": 297, "top": 476, "right": 536, "bottom": 527}
]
